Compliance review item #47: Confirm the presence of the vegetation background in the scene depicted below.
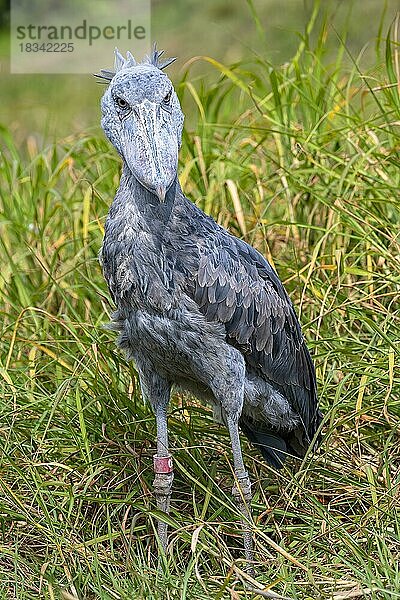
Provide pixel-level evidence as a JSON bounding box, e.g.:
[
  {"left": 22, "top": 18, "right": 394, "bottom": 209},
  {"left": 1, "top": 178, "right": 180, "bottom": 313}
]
[{"left": 0, "top": 0, "right": 399, "bottom": 598}]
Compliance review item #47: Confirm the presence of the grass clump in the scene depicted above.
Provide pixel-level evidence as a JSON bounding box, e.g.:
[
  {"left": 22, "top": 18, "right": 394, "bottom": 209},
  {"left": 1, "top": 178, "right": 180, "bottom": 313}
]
[{"left": 0, "top": 8, "right": 399, "bottom": 600}]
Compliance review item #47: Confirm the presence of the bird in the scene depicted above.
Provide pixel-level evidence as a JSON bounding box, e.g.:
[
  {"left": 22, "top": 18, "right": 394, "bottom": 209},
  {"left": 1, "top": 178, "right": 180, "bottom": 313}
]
[{"left": 96, "top": 45, "right": 322, "bottom": 565}]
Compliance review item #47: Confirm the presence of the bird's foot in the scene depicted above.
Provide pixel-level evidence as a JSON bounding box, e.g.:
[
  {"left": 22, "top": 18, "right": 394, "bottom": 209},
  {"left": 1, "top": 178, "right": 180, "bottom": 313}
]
[
  {"left": 232, "top": 470, "right": 254, "bottom": 568},
  {"left": 153, "top": 454, "right": 174, "bottom": 552}
]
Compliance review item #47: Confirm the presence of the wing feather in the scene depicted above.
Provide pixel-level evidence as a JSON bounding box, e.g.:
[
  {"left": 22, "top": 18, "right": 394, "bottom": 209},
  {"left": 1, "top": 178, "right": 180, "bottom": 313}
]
[{"left": 186, "top": 233, "right": 320, "bottom": 441}]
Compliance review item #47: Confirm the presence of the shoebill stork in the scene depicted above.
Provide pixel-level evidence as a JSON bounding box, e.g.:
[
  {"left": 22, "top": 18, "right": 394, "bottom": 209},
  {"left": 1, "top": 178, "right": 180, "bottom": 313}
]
[{"left": 96, "top": 46, "right": 322, "bottom": 564}]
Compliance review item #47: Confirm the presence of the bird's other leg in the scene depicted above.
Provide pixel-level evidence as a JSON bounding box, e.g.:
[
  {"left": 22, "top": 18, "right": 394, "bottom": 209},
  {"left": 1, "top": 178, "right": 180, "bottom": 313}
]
[
  {"left": 226, "top": 415, "right": 254, "bottom": 566},
  {"left": 136, "top": 366, "right": 173, "bottom": 553},
  {"left": 203, "top": 346, "right": 253, "bottom": 566}
]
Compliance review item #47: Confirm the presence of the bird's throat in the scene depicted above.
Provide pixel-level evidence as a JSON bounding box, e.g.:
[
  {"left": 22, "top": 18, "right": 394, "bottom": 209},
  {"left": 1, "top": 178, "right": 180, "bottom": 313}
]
[{"left": 119, "top": 164, "right": 178, "bottom": 226}]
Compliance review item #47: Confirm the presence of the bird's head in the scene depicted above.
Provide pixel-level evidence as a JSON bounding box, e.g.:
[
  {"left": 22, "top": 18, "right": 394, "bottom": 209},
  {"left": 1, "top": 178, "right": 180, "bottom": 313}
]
[{"left": 97, "top": 46, "right": 184, "bottom": 201}]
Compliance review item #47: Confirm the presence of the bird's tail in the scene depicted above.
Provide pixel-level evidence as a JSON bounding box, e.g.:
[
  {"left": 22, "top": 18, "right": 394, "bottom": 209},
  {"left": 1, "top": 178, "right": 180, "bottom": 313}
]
[{"left": 239, "top": 418, "right": 288, "bottom": 469}]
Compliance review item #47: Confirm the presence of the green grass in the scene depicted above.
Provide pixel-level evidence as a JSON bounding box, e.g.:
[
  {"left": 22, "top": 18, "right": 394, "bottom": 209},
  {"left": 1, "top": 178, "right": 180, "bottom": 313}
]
[{"left": 1, "top": 6, "right": 400, "bottom": 600}]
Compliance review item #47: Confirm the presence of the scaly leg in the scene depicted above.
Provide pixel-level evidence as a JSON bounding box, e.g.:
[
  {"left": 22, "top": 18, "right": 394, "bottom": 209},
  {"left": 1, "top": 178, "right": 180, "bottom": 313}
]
[
  {"left": 136, "top": 366, "right": 173, "bottom": 554},
  {"left": 227, "top": 416, "right": 254, "bottom": 566},
  {"left": 153, "top": 402, "right": 174, "bottom": 552}
]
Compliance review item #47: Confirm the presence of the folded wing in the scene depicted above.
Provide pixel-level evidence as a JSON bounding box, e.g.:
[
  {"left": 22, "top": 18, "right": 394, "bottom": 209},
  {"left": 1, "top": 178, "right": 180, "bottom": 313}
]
[{"left": 186, "top": 233, "right": 321, "bottom": 448}]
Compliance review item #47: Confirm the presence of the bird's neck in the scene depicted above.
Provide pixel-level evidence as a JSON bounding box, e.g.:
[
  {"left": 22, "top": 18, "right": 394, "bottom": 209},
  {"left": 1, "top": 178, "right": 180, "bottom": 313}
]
[{"left": 116, "top": 163, "right": 179, "bottom": 227}]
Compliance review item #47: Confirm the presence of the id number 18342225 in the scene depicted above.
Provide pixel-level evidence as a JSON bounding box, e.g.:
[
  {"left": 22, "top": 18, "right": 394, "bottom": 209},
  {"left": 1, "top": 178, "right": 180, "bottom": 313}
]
[{"left": 19, "top": 42, "right": 74, "bottom": 52}]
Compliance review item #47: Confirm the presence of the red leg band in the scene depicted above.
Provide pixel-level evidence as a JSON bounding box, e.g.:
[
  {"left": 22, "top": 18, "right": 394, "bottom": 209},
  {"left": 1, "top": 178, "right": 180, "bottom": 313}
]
[{"left": 153, "top": 454, "right": 173, "bottom": 474}]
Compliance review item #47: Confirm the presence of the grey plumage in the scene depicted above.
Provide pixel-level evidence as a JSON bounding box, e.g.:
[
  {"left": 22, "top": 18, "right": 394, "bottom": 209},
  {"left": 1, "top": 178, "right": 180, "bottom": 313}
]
[
  {"left": 97, "top": 46, "right": 322, "bottom": 559},
  {"left": 101, "top": 172, "right": 321, "bottom": 467}
]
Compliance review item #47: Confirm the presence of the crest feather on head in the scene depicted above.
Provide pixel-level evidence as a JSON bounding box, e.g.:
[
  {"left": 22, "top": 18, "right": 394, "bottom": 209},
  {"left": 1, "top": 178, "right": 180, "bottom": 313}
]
[{"left": 95, "top": 43, "right": 176, "bottom": 83}]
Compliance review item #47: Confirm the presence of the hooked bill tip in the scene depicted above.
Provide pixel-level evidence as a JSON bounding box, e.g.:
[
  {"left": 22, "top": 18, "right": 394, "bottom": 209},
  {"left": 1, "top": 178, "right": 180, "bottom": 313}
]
[{"left": 155, "top": 185, "right": 167, "bottom": 202}]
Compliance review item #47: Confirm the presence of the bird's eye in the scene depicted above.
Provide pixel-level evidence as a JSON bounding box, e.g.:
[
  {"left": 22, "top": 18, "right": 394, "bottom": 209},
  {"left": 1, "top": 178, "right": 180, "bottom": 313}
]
[{"left": 116, "top": 97, "right": 128, "bottom": 109}]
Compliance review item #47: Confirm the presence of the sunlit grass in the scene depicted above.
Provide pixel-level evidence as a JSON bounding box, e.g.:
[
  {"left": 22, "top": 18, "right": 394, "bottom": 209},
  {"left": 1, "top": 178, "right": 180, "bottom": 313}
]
[{"left": 0, "top": 7, "right": 399, "bottom": 600}]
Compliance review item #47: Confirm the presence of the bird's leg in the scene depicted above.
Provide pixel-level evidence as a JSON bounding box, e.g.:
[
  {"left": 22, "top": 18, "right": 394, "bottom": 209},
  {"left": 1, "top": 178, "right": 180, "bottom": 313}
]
[
  {"left": 137, "top": 366, "right": 173, "bottom": 554},
  {"left": 227, "top": 416, "right": 254, "bottom": 566},
  {"left": 153, "top": 402, "right": 174, "bottom": 552}
]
